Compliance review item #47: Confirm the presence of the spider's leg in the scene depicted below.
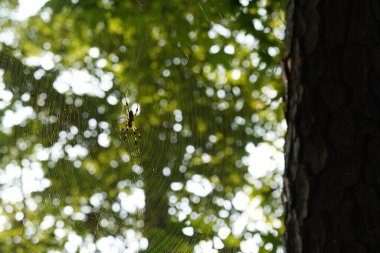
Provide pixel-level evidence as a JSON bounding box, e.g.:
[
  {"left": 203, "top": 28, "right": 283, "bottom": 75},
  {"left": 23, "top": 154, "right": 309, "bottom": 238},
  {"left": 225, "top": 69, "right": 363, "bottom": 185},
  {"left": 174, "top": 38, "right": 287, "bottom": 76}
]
[
  {"left": 123, "top": 127, "right": 130, "bottom": 141},
  {"left": 132, "top": 129, "right": 138, "bottom": 145},
  {"left": 136, "top": 128, "right": 141, "bottom": 138},
  {"left": 125, "top": 100, "right": 130, "bottom": 114},
  {"left": 119, "top": 117, "right": 127, "bottom": 131},
  {"left": 134, "top": 136, "right": 138, "bottom": 146},
  {"left": 132, "top": 125, "right": 141, "bottom": 138},
  {"left": 121, "top": 124, "right": 129, "bottom": 132},
  {"left": 124, "top": 126, "right": 132, "bottom": 140},
  {"left": 135, "top": 105, "right": 138, "bottom": 115},
  {"left": 131, "top": 127, "right": 140, "bottom": 146}
]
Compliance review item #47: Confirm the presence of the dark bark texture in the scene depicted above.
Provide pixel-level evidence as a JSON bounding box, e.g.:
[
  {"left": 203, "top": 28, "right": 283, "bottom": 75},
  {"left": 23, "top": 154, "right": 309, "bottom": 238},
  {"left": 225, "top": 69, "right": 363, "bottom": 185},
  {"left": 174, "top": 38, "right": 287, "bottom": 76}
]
[{"left": 284, "top": 0, "right": 380, "bottom": 252}]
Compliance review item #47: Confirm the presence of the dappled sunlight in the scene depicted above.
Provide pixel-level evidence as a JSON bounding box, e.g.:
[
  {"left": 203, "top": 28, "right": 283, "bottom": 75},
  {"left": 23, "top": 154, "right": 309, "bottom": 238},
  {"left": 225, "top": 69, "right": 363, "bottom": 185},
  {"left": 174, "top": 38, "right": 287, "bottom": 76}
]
[
  {"left": 53, "top": 68, "right": 112, "bottom": 97},
  {"left": 246, "top": 142, "right": 284, "bottom": 178},
  {"left": 119, "top": 188, "right": 145, "bottom": 214},
  {"left": 0, "top": 162, "right": 50, "bottom": 204},
  {"left": 24, "top": 51, "right": 56, "bottom": 71},
  {"left": 2, "top": 105, "right": 34, "bottom": 130},
  {"left": 13, "top": 0, "right": 49, "bottom": 21},
  {"left": 186, "top": 174, "right": 214, "bottom": 197}
]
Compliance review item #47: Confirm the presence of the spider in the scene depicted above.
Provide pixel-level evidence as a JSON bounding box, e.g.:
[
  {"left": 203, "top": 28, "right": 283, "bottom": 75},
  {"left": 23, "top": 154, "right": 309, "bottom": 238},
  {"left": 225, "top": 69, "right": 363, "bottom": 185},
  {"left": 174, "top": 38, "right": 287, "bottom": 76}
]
[{"left": 120, "top": 101, "right": 141, "bottom": 146}]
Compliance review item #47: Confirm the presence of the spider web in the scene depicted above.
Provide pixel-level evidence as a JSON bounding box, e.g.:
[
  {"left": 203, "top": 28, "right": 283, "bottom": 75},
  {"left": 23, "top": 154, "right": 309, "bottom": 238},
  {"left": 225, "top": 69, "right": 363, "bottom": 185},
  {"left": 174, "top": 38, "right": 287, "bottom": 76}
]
[{"left": 0, "top": 0, "right": 286, "bottom": 252}]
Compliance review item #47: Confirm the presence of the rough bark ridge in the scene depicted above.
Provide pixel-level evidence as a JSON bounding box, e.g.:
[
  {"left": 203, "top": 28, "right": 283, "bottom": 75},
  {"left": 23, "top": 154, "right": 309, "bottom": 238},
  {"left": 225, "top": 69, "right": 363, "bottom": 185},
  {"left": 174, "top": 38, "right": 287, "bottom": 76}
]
[{"left": 284, "top": 0, "right": 380, "bottom": 252}]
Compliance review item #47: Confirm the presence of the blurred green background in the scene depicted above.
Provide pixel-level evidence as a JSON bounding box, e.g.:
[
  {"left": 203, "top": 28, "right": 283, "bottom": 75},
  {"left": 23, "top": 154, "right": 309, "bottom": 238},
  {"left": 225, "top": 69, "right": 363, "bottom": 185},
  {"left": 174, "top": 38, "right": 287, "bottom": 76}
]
[{"left": 0, "top": 0, "right": 285, "bottom": 252}]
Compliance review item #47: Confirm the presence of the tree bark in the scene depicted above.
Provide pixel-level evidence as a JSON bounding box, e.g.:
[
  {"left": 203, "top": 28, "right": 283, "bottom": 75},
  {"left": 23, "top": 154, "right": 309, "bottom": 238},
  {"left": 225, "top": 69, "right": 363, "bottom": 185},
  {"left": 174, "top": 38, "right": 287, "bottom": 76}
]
[{"left": 284, "top": 0, "right": 380, "bottom": 252}]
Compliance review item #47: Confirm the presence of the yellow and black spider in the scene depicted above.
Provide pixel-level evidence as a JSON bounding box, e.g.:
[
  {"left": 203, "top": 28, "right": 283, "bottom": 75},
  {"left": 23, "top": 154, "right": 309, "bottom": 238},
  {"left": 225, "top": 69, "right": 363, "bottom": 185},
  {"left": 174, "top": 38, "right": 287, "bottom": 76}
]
[{"left": 120, "top": 101, "right": 141, "bottom": 146}]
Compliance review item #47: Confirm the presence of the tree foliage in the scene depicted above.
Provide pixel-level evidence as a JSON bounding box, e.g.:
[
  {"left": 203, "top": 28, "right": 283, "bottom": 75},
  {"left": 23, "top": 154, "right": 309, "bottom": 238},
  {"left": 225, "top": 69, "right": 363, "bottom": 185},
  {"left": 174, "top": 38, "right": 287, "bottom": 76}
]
[{"left": 0, "top": 0, "right": 285, "bottom": 252}]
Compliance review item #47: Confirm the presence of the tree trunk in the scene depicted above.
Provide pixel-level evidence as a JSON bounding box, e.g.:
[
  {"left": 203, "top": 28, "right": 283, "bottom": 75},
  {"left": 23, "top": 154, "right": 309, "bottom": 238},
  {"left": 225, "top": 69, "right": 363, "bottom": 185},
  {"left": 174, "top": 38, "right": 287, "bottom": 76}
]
[{"left": 284, "top": 0, "right": 380, "bottom": 252}]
